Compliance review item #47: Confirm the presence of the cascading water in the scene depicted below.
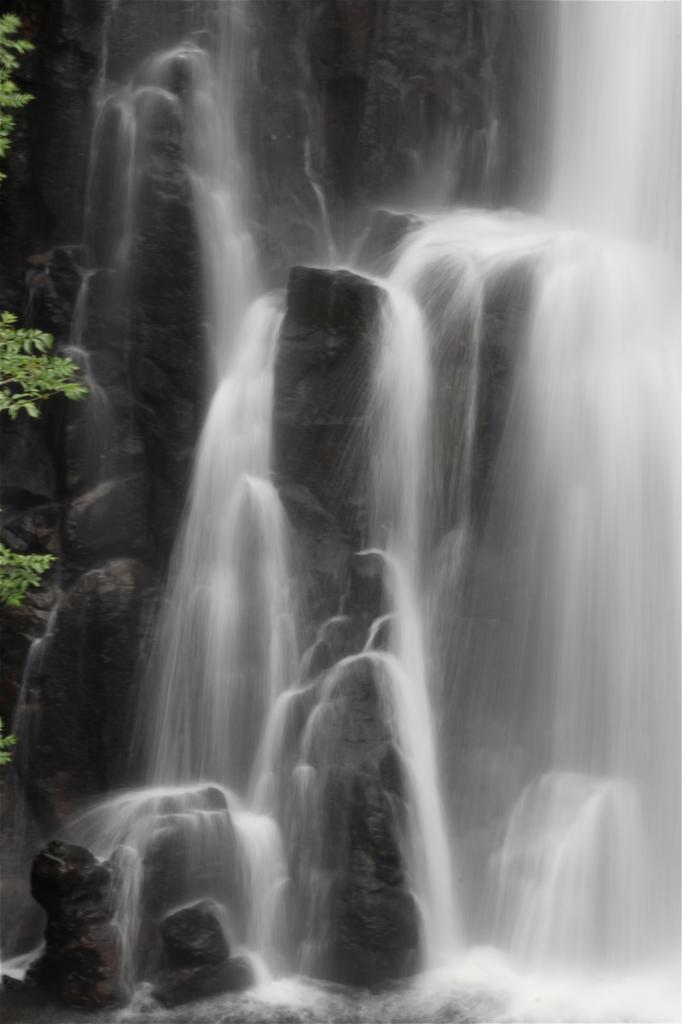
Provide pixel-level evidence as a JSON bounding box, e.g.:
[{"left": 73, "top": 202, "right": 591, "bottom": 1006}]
[
  {"left": 4, "top": 3, "right": 679, "bottom": 1022},
  {"left": 364, "top": 283, "right": 460, "bottom": 959},
  {"left": 364, "top": 2, "right": 678, "bottom": 1017},
  {"left": 49, "top": 1, "right": 298, "bottom": 986},
  {"left": 142, "top": 295, "right": 296, "bottom": 789}
]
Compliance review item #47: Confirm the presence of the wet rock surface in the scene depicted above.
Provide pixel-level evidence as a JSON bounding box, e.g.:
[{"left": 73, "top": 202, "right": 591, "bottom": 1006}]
[
  {"left": 13, "top": 560, "right": 156, "bottom": 829},
  {"left": 275, "top": 266, "right": 381, "bottom": 544},
  {"left": 273, "top": 264, "right": 419, "bottom": 987},
  {"left": 289, "top": 658, "right": 420, "bottom": 988},
  {"left": 249, "top": 1, "right": 535, "bottom": 278},
  {"left": 356, "top": 209, "right": 424, "bottom": 273},
  {"left": 0, "top": 0, "right": 536, "bottom": 996},
  {"left": 26, "top": 840, "right": 122, "bottom": 1009},
  {"left": 152, "top": 955, "right": 254, "bottom": 1008},
  {"left": 141, "top": 805, "right": 240, "bottom": 922},
  {"left": 159, "top": 900, "right": 230, "bottom": 967},
  {"left": 152, "top": 898, "right": 254, "bottom": 1007},
  {"left": 274, "top": 266, "right": 384, "bottom": 649},
  {"left": 0, "top": 0, "right": 204, "bottom": 848},
  {"left": 0, "top": 0, "right": 531, "bottom": 835}
]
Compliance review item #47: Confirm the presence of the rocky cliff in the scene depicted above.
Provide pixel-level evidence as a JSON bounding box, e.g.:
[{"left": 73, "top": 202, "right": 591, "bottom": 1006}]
[{"left": 0, "top": 0, "right": 537, "bottom": 991}]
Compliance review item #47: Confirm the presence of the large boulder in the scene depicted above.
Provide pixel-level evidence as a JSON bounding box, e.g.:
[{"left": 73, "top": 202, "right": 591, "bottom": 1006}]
[
  {"left": 27, "top": 841, "right": 122, "bottom": 1009},
  {"left": 152, "top": 956, "right": 254, "bottom": 1008},
  {"left": 159, "top": 900, "right": 229, "bottom": 968},
  {"left": 127, "top": 77, "right": 203, "bottom": 564},
  {"left": 141, "top": 802, "right": 241, "bottom": 922},
  {"left": 274, "top": 266, "right": 385, "bottom": 648},
  {"left": 151, "top": 898, "right": 254, "bottom": 1007},
  {"left": 13, "top": 559, "right": 156, "bottom": 828},
  {"left": 274, "top": 266, "right": 381, "bottom": 545}
]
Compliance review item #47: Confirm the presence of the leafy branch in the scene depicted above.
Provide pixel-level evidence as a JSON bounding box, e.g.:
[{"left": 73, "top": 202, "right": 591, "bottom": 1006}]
[
  {"left": 0, "top": 717, "right": 18, "bottom": 765},
  {"left": 0, "top": 541, "right": 55, "bottom": 607},
  {"left": 0, "top": 13, "right": 33, "bottom": 182},
  {"left": 0, "top": 311, "right": 87, "bottom": 418},
  {"left": 0, "top": 13, "right": 88, "bottom": 764}
]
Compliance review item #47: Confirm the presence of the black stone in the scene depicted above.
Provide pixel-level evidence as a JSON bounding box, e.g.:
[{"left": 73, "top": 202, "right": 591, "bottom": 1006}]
[
  {"left": 159, "top": 899, "right": 229, "bottom": 968},
  {"left": 27, "top": 841, "right": 122, "bottom": 1009},
  {"left": 14, "top": 560, "right": 155, "bottom": 828},
  {"left": 274, "top": 266, "right": 381, "bottom": 545},
  {"left": 289, "top": 658, "right": 419, "bottom": 988},
  {"left": 152, "top": 955, "right": 254, "bottom": 1008},
  {"left": 356, "top": 208, "right": 423, "bottom": 272}
]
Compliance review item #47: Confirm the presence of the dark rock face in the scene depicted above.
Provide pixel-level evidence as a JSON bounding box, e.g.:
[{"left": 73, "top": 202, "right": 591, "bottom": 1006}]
[
  {"left": 334, "top": 771, "right": 420, "bottom": 987},
  {"left": 0, "top": 0, "right": 536, "bottom": 990},
  {"left": 272, "top": 267, "right": 419, "bottom": 986},
  {"left": 127, "top": 85, "right": 204, "bottom": 559},
  {"left": 152, "top": 955, "right": 254, "bottom": 1008},
  {"left": 288, "top": 658, "right": 420, "bottom": 987},
  {"left": 159, "top": 900, "right": 229, "bottom": 968},
  {"left": 250, "top": 1, "right": 535, "bottom": 277},
  {"left": 274, "top": 267, "right": 383, "bottom": 647},
  {"left": 0, "top": 0, "right": 204, "bottom": 853},
  {"left": 275, "top": 266, "right": 380, "bottom": 542},
  {"left": 27, "top": 841, "right": 122, "bottom": 1009},
  {"left": 323, "top": 663, "right": 419, "bottom": 988},
  {"left": 140, "top": 802, "right": 240, "bottom": 923},
  {"left": 64, "top": 476, "right": 149, "bottom": 565},
  {"left": 472, "top": 259, "right": 536, "bottom": 526},
  {"left": 356, "top": 208, "right": 424, "bottom": 274},
  {"left": 0, "top": 0, "right": 532, "bottom": 781},
  {"left": 151, "top": 898, "right": 254, "bottom": 1007},
  {"left": 13, "top": 560, "right": 155, "bottom": 829}
]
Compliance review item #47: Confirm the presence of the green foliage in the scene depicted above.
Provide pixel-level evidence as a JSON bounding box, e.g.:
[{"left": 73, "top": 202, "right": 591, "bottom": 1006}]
[
  {"left": 0, "top": 15, "right": 56, "bottom": 768},
  {"left": 0, "top": 13, "right": 33, "bottom": 183},
  {"left": 0, "top": 311, "right": 87, "bottom": 418},
  {"left": 0, "top": 717, "right": 18, "bottom": 765},
  {"left": 0, "top": 541, "right": 55, "bottom": 607}
]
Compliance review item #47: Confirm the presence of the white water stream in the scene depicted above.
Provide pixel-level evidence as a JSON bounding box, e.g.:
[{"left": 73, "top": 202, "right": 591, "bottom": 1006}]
[{"left": 4, "top": 3, "right": 678, "bottom": 1021}]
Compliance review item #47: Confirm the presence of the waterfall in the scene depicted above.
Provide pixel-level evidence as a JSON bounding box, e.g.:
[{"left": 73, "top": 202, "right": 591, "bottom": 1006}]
[
  {"left": 59, "top": 3, "right": 297, "bottom": 983},
  {"left": 142, "top": 295, "right": 297, "bottom": 790},
  {"left": 363, "top": 282, "right": 460, "bottom": 959},
  {"left": 5, "top": 2, "right": 678, "bottom": 1020},
  {"left": 486, "top": 231, "right": 679, "bottom": 970}
]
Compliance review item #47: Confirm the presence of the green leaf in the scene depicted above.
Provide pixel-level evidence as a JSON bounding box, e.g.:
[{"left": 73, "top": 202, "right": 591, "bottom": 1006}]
[
  {"left": 0, "top": 717, "right": 18, "bottom": 766},
  {"left": 0, "top": 542, "right": 55, "bottom": 607}
]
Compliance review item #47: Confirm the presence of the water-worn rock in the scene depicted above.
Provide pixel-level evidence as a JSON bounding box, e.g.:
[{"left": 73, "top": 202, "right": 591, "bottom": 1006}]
[
  {"left": 278, "top": 481, "right": 351, "bottom": 644},
  {"left": 140, "top": 797, "right": 240, "bottom": 923},
  {"left": 127, "top": 79, "right": 203, "bottom": 563},
  {"left": 159, "top": 900, "right": 229, "bottom": 967},
  {"left": 151, "top": 888, "right": 252, "bottom": 1007},
  {"left": 291, "top": 658, "right": 420, "bottom": 987},
  {"left": 0, "top": 0, "right": 537, "bottom": 992},
  {"left": 356, "top": 208, "right": 423, "bottom": 272},
  {"left": 27, "top": 841, "right": 122, "bottom": 1009},
  {"left": 14, "top": 560, "right": 155, "bottom": 828},
  {"left": 472, "top": 258, "right": 536, "bottom": 525},
  {"left": 274, "top": 266, "right": 384, "bottom": 647},
  {"left": 30, "top": 841, "right": 112, "bottom": 923},
  {"left": 64, "top": 476, "right": 150, "bottom": 565},
  {"left": 25, "top": 246, "right": 87, "bottom": 330},
  {"left": 152, "top": 955, "right": 254, "bottom": 1007},
  {"left": 275, "top": 266, "right": 381, "bottom": 545}
]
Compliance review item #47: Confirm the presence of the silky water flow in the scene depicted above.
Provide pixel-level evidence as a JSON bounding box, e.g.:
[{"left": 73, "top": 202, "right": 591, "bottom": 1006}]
[{"left": 4, "top": 3, "right": 680, "bottom": 1022}]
